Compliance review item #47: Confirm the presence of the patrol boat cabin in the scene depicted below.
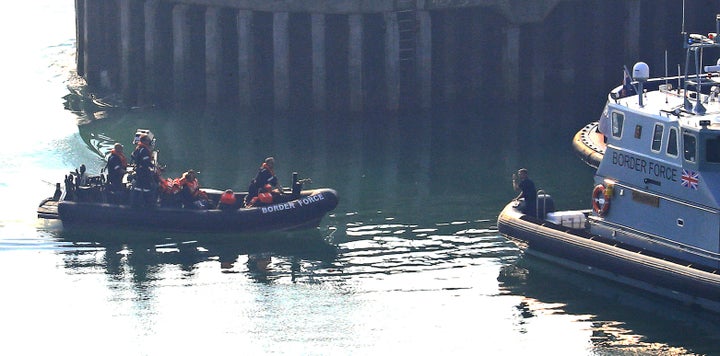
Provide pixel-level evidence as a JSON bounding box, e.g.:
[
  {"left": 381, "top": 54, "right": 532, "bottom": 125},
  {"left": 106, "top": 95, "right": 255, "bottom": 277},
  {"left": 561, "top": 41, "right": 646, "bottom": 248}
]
[
  {"left": 498, "top": 14, "right": 720, "bottom": 312},
  {"left": 594, "top": 24, "right": 720, "bottom": 270}
]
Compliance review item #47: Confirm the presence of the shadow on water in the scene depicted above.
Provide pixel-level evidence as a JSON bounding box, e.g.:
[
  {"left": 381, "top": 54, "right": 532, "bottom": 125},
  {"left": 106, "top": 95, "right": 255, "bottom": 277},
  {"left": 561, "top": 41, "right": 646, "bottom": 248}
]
[{"left": 498, "top": 254, "right": 720, "bottom": 355}]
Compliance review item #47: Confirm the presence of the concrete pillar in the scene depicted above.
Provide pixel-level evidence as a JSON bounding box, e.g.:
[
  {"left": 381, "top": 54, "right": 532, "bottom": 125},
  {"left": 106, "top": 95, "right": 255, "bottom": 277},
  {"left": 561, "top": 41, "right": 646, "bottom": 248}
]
[
  {"left": 311, "top": 14, "right": 327, "bottom": 112},
  {"left": 442, "top": 12, "right": 456, "bottom": 106},
  {"left": 75, "top": 0, "right": 86, "bottom": 77},
  {"left": 502, "top": 24, "right": 520, "bottom": 100},
  {"left": 559, "top": 6, "right": 575, "bottom": 86},
  {"left": 416, "top": 10, "right": 432, "bottom": 109},
  {"left": 172, "top": 4, "right": 191, "bottom": 106},
  {"left": 625, "top": 0, "right": 641, "bottom": 63},
  {"left": 119, "top": 0, "right": 134, "bottom": 104},
  {"left": 82, "top": 0, "right": 103, "bottom": 86},
  {"left": 384, "top": 12, "right": 400, "bottom": 112},
  {"left": 237, "top": 10, "right": 254, "bottom": 109},
  {"left": 273, "top": 12, "right": 290, "bottom": 112},
  {"left": 530, "top": 22, "right": 545, "bottom": 100},
  {"left": 206, "top": 7, "right": 222, "bottom": 108},
  {"left": 588, "top": 1, "right": 607, "bottom": 93},
  {"left": 349, "top": 14, "right": 363, "bottom": 112},
  {"left": 144, "top": 0, "right": 160, "bottom": 103}
]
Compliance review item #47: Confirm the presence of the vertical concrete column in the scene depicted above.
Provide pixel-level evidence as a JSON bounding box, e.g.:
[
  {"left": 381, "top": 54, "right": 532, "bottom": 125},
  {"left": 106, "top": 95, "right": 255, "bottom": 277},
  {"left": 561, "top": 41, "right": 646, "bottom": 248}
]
[
  {"left": 75, "top": 0, "right": 86, "bottom": 77},
  {"left": 501, "top": 24, "right": 520, "bottom": 101},
  {"left": 530, "top": 22, "right": 545, "bottom": 101},
  {"left": 559, "top": 6, "right": 575, "bottom": 86},
  {"left": 205, "top": 7, "right": 222, "bottom": 108},
  {"left": 119, "top": 0, "right": 134, "bottom": 104},
  {"left": 348, "top": 14, "right": 364, "bottom": 112},
  {"left": 442, "top": 12, "right": 456, "bottom": 106},
  {"left": 311, "top": 14, "right": 327, "bottom": 112},
  {"left": 416, "top": 10, "right": 432, "bottom": 109},
  {"left": 172, "top": 4, "right": 191, "bottom": 106},
  {"left": 237, "top": 10, "right": 254, "bottom": 109},
  {"left": 82, "top": 0, "right": 103, "bottom": 87},
  {"left": 624, "top": 0, "right": 641, "bottom": 63},
  {"left": 144, "top": 0, "right": 159, "bottom": 103},
  {"left": 273, "top": 12, "right": 290, "bottom": 112},
  {"left": 589, "top": 2, "right": 607, "bottom": 90},
  {"left": 384, "top": 12, "right": 400, "bottom": 112}
]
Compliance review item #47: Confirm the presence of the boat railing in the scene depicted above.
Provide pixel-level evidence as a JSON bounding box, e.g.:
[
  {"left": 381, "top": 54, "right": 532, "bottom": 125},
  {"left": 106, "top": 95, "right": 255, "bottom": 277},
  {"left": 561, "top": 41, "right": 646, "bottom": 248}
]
[{"left": 535, "top": 189, "right": 554, "bottom": 219}]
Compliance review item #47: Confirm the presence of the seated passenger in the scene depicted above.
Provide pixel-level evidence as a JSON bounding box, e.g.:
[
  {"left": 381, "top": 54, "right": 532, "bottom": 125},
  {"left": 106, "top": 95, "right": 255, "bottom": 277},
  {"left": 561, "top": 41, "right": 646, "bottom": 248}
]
[
  {"left": 512, "top": 168, "right": 537, "bottom": 218},
  {"left": 245, "top": 184, "right": 273, "bottom": 208},
  {"left": 176, "top": 170, "right": 209, "bottom": 209},
  {"left": 218, "top": 189, "right": 237, "bottom": 210}
]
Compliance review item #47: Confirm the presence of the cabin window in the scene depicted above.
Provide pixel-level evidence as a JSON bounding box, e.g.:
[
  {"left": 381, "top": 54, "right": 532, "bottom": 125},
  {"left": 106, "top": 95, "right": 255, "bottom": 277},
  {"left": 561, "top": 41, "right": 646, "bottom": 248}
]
[
  {"left": 683, "top": 134, "right": 697, "bottom": 162},
  {"left": 706, "top": 136, "right": 720, "bottom": 163},
  {"left": 667, "top": 128, "right": 678, "bottom": 157},
  {"left": 611, "top": 112, "right": 624, "bottom": 138},
  {"left": 651, "top": 124, "right": 663, "bottom": 152}
]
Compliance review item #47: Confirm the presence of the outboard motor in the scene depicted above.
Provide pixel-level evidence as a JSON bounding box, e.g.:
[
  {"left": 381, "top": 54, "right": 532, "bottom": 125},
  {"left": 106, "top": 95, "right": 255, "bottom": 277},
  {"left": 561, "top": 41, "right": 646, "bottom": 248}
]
[{"left": 536, "top": 191, "right": 555, "bottom": 219}]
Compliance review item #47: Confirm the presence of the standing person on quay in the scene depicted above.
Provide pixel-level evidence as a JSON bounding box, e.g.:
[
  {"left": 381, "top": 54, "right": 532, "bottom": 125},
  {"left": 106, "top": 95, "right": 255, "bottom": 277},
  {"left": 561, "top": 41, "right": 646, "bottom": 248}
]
[
  {"left": 512, "top": 168, "right": 537, "bottom": 218},
  {"left": 244, "top": 157, "right": 280, "bottom": 206}
]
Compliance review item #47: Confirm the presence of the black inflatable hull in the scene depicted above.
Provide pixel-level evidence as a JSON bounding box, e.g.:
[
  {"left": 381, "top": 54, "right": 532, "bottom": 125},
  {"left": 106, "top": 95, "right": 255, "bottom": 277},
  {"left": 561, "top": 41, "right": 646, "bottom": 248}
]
[
  {"left": 497, "top": 202, "right": 720, "bottom": 312},
  {"left": 46, "top": 188, "right": 338, "bottom": 233}
]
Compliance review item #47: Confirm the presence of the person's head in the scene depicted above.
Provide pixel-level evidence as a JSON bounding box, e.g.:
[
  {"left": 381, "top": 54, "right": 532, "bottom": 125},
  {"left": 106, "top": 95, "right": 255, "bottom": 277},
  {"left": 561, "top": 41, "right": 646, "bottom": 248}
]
[
  {"left": 183, "top": 170, "right": 196, "bottom": 181},
  {"left": 263, "top": 184, "right": 272, "bottom": 192},
  {"left": 80, "top": 164, "right": 86, "bottom": 174},
  {"left": 139, "top": 134, "right": 150, "bottom": 145},
  {"left": 264, "top": 157, "right": 275, "bottom": 168},
  {"left": 517, "top": 168, "right": 529, "bottom": 180},
  {"left": 114, "top": 143, "right": 123, "bottom": 152},
  {"left": 224, "top": 189, "right": 233, "bottom": 195}
]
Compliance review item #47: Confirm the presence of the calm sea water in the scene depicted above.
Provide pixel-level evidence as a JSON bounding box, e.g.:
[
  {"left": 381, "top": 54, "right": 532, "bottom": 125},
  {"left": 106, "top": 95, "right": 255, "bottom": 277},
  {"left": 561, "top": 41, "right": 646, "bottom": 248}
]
[{"left": 3, "top": 1, "right": 720, "bottom": 355}]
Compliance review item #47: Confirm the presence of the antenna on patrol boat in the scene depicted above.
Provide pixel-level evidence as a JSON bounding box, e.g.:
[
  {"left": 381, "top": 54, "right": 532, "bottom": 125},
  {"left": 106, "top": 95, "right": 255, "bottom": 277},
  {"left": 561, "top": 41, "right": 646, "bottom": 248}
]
[{"left": 682, "top": 0, "right": 686, "bottom": 35}]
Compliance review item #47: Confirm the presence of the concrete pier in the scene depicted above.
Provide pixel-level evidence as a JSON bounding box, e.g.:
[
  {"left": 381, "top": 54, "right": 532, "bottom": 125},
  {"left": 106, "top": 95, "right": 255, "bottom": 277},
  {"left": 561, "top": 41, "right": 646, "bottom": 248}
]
[{"left": 74, "top": 0, "right": 705, "bottom": 112}]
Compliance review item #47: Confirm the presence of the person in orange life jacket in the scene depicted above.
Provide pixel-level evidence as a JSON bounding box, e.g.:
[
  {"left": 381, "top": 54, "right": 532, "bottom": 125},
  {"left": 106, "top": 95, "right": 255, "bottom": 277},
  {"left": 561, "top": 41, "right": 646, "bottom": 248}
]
[
  {"left": 244, "top": 157, "right": 280, "bottom": 206},
  {"left": 130, "top": 134, "right": 156, "bottom": 207},
  {"left": 218, "top": 189, "right": 237, "bottom": 210},
  {"left": 177, "top": 170, "right": 209, "bottom": 208},
  {"left": 246, "top": 184, "right": 274, "bottom": 208},
  {"left": 106, "top": 143, "right": 127, "bottom": 191}
]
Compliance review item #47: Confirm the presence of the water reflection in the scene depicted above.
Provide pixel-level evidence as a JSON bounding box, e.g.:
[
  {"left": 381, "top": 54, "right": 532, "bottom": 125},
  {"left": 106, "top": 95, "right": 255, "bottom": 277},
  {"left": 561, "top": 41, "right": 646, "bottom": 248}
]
[
  {"left": 56, "top": 227, "right": 338, "bottom": 285},
  {"left": 499, "top": 255, "right": 720, "bottom": 355}
]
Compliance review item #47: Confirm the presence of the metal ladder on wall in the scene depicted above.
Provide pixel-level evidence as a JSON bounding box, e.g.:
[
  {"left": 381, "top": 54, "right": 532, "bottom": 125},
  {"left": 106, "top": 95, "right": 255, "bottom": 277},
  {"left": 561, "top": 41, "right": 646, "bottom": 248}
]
[
  {"left": 395, "top": 0, "right": 417, "bottom": 63},
  {"left": 395, "top": 0, "right": 418, "bottom": 106}
]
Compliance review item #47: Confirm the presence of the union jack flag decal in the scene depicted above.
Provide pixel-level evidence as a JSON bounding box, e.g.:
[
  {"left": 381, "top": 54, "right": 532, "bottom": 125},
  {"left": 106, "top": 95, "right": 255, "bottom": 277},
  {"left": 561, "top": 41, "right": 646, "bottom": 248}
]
[{"left": 681, "top": 169, "right": 700, "bottom": 190}]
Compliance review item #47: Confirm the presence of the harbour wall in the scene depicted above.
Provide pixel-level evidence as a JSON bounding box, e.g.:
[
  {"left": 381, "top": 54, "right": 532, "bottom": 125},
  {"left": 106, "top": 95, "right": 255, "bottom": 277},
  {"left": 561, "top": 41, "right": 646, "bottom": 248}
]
[{"left": 75, "top": 0, "right": 715, "bottom": 112}]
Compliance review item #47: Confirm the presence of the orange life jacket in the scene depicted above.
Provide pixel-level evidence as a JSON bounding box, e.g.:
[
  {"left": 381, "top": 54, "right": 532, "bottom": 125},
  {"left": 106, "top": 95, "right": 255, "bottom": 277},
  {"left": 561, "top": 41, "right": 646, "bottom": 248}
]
[
  {"left": 220, "top": 191, "right": 237, "bottom": 206},
  {"left": 257, "top": 191, "right": 273, "bottom": 204},
  {"left": 173, "top": 177, "right": 201, "bottom": 196}
]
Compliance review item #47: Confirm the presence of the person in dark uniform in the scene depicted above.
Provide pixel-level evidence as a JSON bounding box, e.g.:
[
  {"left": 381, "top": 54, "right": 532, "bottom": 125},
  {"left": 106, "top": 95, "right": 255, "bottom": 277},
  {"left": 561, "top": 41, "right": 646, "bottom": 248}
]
[
  {"left": 244, "top": 157, "right": 280, "bottom": 206},
  {"left": 106, "top": 143, "right": 128, "bottom": 191},
  {"left": 131, "top": 134, "right": 156, "bottom": 208},
  {"left": 512, "top": 168, "right": 537, "bottom": 217}
]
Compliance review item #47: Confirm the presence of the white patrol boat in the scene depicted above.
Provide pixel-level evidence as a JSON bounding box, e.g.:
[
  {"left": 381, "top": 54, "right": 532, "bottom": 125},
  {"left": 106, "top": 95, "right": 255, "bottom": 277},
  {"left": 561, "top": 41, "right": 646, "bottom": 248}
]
[{"left": 498, "top": 14, "right": 720, "bottom": 312}]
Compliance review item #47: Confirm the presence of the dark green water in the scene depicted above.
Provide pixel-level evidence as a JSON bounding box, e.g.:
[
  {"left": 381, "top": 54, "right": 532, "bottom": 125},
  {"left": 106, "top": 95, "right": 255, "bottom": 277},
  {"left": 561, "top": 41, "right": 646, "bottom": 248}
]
[{"left": 4, "top": 1, "right": 720, "bottom": 355}]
